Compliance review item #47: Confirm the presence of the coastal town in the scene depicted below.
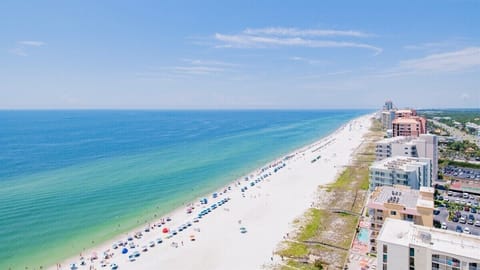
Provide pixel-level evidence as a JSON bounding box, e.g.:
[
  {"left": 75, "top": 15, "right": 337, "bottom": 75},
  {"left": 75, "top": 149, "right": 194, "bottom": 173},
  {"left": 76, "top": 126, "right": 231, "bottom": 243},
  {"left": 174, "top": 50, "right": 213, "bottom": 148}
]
[
  {"left": 43, "top": 102, "right": 480, "bottom": 270},
  {"left": 346, "top": 101, "right": 480, "bottom": 270},
  {"left": 3, "top": 1, "right": 478, "bottom": 269}
]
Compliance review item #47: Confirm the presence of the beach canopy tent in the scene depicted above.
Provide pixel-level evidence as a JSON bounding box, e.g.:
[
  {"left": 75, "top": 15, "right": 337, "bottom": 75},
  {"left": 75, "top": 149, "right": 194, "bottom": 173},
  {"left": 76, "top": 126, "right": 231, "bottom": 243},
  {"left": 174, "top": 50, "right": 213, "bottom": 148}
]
[
  {"left": 122, "top": 248, "right": 128, "bottom": 254},
  {"left": 162, "top": 227, "right": 169, "bottom": 233}
]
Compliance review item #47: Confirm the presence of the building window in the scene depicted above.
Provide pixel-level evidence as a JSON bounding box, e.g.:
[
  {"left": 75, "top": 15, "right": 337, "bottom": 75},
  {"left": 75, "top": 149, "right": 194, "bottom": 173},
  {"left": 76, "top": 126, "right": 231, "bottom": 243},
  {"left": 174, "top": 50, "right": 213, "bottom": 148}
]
[
  {"left": 383, "top": 254, "right": 387, "bottom": 263},
  {"left": 409, "top": 248, "right": 414, "bottom": 256},
  {"left": 390, "top": 210, "right": 396, "bottom": 215},
  {"left": 469, "top": 263, "right": 478, "bottom": 270},
  {"left": 383, "top": 244, "right": 388, "bottom": 253}
]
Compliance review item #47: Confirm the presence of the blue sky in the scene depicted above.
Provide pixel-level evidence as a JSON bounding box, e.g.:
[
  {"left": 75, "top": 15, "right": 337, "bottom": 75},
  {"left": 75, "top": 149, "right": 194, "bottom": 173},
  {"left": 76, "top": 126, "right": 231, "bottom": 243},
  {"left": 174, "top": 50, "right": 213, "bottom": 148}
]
[{"left": 1, "top": 0, "right": 479, "bottom": 109}]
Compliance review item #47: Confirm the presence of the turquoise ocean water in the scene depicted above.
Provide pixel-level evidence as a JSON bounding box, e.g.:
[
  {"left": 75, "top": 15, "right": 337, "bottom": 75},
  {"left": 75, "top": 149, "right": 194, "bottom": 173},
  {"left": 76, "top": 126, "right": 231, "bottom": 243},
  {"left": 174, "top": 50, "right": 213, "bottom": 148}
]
[{"left": 0, "top": 110, "right": 368, "bottom": 269}]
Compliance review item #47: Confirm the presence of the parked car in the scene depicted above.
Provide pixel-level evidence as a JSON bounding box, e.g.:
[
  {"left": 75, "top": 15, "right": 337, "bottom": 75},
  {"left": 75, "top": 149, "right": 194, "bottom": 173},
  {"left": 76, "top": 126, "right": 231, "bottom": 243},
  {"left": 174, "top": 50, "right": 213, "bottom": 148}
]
[
  {"left": 475, "top": 220, "right": 480, "bottom": 227},
  {"left": 464, "top": 227, "right": 471, "bottom": 234},
  {"left": 456, "top": 225, "right": 463, "bottom": 233},
  {"left": 441, "top": 222, "right": 447, "bottom": 229},
  {"left": 459, "top": 217, "right": 466, "bottom": 224}
]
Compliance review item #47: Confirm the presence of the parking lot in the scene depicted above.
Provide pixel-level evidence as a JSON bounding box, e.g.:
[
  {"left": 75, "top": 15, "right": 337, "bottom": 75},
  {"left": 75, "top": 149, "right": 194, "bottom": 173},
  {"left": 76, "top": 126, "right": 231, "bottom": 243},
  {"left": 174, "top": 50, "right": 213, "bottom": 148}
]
[
  {"left": 434, "top": 190, "right": 480, "bottom": 235},
  {"left": 443, "top": 165, "right": 480, "bottom": 181}
]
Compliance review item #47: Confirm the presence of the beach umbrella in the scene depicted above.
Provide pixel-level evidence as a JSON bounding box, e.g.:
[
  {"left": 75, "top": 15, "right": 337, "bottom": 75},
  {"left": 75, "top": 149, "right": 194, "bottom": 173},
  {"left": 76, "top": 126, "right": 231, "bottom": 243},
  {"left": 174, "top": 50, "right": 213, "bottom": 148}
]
[
  {"left": 122, "top": 248, "right": 128, "bottom": 254},
  {"left": 162, "top": 227, "right": 169, "bottom": 233}
]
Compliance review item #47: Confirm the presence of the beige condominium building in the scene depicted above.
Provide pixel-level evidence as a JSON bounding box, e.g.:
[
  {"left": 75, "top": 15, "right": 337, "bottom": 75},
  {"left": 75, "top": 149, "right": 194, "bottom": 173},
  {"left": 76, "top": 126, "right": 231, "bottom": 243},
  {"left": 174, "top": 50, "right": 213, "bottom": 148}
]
[
  {"left": 377, "top": 218, "right": 480, "bottom": 270},
  {"left": 367, "top": 185, "right": 434, "bottom": 253}
]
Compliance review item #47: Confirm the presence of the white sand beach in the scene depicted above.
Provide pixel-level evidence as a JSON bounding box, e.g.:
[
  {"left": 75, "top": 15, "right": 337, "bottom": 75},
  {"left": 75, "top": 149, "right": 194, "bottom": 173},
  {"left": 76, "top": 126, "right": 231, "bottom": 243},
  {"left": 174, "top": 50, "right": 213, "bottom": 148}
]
[{"left": 51, "top": 114, "right": 373, "bottom": 270}]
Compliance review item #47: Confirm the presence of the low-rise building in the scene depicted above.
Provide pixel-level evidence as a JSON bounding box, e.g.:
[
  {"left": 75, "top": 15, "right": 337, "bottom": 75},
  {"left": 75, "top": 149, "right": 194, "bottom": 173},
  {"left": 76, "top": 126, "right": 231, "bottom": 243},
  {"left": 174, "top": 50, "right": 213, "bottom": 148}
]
[
  {"left": 369, "top": 156, "right": 432, "bottom": 191},
  {"left": 377, "top": 218, "right": 480, "bottom": 270},
  {"left": 466, "top": 122, "right": 480, "bottom": 137},
  {"left": 367, "top": 185, "right": 434, "bottom": 253}
]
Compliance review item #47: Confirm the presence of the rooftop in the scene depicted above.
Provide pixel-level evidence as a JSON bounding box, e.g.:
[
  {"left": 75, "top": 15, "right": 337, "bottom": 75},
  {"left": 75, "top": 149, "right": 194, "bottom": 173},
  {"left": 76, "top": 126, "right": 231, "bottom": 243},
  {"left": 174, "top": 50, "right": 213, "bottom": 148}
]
[
  {"left": 368, "top": 185, "right": 433, "bottom": 211},
  {"left": 378, "top": 219, "right": 480, "bottom": 260},
  {"left": 376, "top": 136, "right": 409, "bottom": 144},
  {"left": 393, "top": 118, "right": 422, "bottom": 124},
  {"left": 370, "top": 156, "right": 430, "bottom": 171}
]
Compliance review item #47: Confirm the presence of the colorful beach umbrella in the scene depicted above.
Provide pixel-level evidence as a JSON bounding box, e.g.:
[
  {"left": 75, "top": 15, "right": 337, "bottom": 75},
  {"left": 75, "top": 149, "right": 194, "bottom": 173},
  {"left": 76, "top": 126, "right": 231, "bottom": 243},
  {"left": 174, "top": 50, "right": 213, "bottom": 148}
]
[
  {"left": 122, "top": 248, "right": 128, "bottom": 254},
  {"left": 162, "top": 227, "right": 169, "bottom": 233}
]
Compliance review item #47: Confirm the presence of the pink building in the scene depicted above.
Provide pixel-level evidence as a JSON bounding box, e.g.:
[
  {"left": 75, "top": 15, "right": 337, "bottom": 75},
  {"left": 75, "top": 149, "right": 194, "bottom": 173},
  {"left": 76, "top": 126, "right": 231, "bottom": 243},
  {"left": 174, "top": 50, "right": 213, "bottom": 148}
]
[
  {"left": 392, "top": 116, "right": 427, "bottom": 137},
  {"left": 395, "top": 109, "right": 417, "bottom": 118}
]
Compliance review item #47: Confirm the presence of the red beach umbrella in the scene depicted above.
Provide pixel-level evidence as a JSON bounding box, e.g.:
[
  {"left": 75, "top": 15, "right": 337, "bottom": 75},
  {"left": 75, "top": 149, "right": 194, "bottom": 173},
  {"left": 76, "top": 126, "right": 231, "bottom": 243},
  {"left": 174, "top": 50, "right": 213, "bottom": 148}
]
[{"left": 162, "top": 227, "right": 169, "bottom": 233}]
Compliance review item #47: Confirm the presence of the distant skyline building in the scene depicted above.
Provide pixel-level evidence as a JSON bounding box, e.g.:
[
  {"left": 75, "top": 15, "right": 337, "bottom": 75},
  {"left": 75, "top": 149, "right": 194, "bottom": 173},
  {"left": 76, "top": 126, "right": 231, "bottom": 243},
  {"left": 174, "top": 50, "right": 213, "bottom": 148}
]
[
  {"left": 369, "top": 156, "right": 432, "bottom": 191},
  {"left": 375, "top": 134, "right": 438, "bottom": 181},
  {"left": 377, "top": 218, "right": 480, "bottom": 270},
  {"left": 368, "top": 185, "right": 434, "bottom": 254},
  {"left": 383, "top": 100, "right": 394, "bottom": 111},
  {"left": 381, "top": 110, "right": 396, "bottom": 130}
]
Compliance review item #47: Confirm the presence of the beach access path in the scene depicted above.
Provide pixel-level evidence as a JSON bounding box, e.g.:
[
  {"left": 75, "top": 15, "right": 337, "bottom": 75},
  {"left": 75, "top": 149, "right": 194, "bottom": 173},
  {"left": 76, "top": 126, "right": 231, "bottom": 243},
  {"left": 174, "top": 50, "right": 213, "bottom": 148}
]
[{"left": 51, "top": 114, "right": 373, "bottom": 270}]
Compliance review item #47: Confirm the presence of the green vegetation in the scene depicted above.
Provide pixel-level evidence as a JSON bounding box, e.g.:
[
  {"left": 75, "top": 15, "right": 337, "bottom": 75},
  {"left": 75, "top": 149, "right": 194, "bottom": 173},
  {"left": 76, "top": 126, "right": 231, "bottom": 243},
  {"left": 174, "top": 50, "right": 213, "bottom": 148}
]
[
  {"left": 419, "top": 109, "right": 480, "bottom": 126},
  {"left": 278, "top": 241, "right": 309, "bottom": 258},
  {"left": 281, "top": 260, "right": 322, "bottom": 270},
  {"left": 328, "top": 169, "right": 353, "bottom": 190},
  {"left": 298, "top": 209, "right": 323, "bottom": 241}
]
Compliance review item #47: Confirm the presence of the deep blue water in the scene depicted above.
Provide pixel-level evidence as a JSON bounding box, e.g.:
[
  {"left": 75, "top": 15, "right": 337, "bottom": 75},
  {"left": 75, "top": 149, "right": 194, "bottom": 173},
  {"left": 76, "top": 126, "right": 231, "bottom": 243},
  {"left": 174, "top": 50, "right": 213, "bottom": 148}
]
[{"left": 0, "top": 110, "right": 368, "bottom": 268}]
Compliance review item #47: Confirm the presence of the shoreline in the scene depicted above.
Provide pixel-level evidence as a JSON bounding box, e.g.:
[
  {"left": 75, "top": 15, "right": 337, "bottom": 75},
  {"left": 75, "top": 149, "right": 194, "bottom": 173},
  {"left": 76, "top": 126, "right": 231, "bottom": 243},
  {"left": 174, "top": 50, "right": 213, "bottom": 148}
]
[{"left": 50, "top": 113, "right": 374, "bottom": 270}]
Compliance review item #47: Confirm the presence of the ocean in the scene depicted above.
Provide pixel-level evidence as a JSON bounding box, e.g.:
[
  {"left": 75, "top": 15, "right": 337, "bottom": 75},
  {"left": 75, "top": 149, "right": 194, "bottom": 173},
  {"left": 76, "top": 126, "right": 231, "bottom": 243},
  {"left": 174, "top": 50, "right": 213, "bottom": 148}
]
[{"left": 0, "top": 110, "right": 368, "bottom": 269}]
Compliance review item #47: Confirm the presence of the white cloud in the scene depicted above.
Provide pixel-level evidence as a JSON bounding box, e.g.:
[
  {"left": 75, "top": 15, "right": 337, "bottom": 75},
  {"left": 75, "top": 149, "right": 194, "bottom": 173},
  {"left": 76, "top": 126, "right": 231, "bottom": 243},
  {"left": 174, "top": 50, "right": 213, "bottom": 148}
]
[
  {"left": 243, "top": 27, "right": 371, "bottom": 38},
  {"left": 288, "top": 56, "right": 326, "bottom": 65},
  {"left": 18, "top": 41, "right": 46, "bottom": 47},
  {"left": 136, "top": 59, "right": 238, "bottom": 80},
  {"left": 9, "top": 40, "right": 46, "bottom": 56},
  {"left": 399, "top": 47, "right": 480, "bottom": 72},
  {"left": 374, "top": 47, "right": 480, "bottom": 78},
  {"left": 181, "top": 59, "right": 238, "bottom": 67},
  {"left": 172, "top": 66, "right": 225, "bottom": 75},
  {"left": 9, "top": 48, "right": 28, "bottom": 56},
  {"left": 214, "top": 33, "right": 382, "bottom": 54}
]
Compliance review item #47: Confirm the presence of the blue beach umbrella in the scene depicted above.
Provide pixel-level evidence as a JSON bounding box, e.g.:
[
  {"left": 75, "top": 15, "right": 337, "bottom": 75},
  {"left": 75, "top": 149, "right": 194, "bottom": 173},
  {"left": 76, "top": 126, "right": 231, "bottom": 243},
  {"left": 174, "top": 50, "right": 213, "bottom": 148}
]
[{"left": 122, "top": 248, "right": 128, "bottom": 254}]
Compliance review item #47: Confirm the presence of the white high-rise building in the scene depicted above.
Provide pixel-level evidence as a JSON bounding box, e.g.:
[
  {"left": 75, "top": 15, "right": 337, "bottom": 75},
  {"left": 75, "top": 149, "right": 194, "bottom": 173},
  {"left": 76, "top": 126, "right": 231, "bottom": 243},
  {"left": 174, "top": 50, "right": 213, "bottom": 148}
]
[
  {"left": 377, "top": 218, "right": 480, "bottom": 270},
  {"left": 381, "top": 110, "right": 396, "bottom": 130},
  {"left": 375, "top": 134, "right": 438, "bottom": 181},
  {"left": 369, "top": 156, "right": 432, "bottom": 191}
]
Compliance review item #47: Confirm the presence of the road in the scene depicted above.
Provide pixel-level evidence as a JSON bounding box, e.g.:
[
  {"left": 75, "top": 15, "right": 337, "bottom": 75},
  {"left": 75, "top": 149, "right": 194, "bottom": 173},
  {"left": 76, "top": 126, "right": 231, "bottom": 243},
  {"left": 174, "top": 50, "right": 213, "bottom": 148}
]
[{"left": 429, "top": 119, "right": 480, "bottom": 147}]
